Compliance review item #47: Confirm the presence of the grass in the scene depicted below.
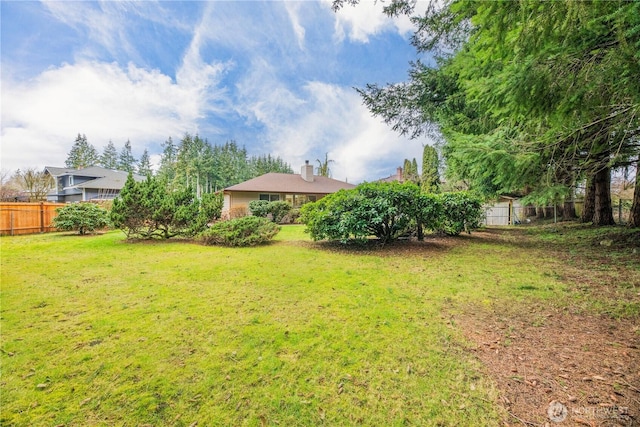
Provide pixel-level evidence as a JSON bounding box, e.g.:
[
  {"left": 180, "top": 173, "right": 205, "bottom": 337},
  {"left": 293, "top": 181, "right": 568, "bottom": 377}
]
[{"left": 1, "top": 224, "right": 637, "bottom": 426}]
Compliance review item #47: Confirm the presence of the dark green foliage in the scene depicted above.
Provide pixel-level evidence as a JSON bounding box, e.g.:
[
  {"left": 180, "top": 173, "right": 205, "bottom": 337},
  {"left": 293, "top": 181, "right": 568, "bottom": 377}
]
[
  {"left": 111, "top": 174, "right": 146, "bottom": 238},
  {"left": 157, "top": 137, "right": 177, "bottom": 183},
  {"left": 421, "top": 145, "right": 440, "bottom": 193},
  {"left": 248, "top": 200, "right": 270, "bottom": 218},
  {"left": 118, "top": 140, "right": 137, "bottom": 173},
  {"left": 65, "top": 134, "right": 99, "bottom": 169},
  {"left": 137, "top": 149, "right": 153, "bottom": 177},
  {"left": 301, "top": 182, "right": 442, "bottom": 244},
  {"left": 199, "top": 216, "right": 280, "bottom": 247},
  {"left": 268, "top": 201, "right": 292, "bottom": 224},
  {"left": 110, "top": 173, "right": 222, "bottom": 239},
  {"left": 249, "top": 154, "right": 293, "bottom": 175},
  {"left": 199, "top": 192, "right": 224, "bottom": 225},
  {"left": 402, "top": 158, "right": 420, "bottom": 184},
  {"left": 300, "top": 182, "right": 482, "bottom": 242},
  {"left": 100, "top": 140, "right": 118, "bottom": 170},
  {"left": 348, "top": 0, "right": 640, "bottom": 225},
  {"left": 53, "top": 203, "right": 110, "bottom": 235},
  {"left": 249, "top": 200, "right": 292, "bottom": 223},
  {"left": 438, "top": 192, "right": 483, "bottom": 236}
]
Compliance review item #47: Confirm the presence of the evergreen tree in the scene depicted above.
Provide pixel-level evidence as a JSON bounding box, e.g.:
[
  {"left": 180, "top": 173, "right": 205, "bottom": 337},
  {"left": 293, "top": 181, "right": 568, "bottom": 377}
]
[
  {"left": 249, "top": 154, "right": 293, "bottom": 176},
  {"left": 421, "top": 145, "right": 440, "bottom": 193},
  {"left": 138, "top": 149, "right": 153, "bottom": 177},
  {"left": 100, "top": 140, "right": 118, "bottom": 169},
  {"left": 65, "top": 133, "right": 99, "bottom": 169},
  {"left": 345, "top": 0, "right": 640, "bottom": 226},
  {"left": 158, "top": 137, "right": 177, "bottom": 183},
  {"left": 402, "top": 158, "right": 419, "bottom": 184},
  {"left": 210, "top": 140, "right": 252, "bottom": 190},
  {"left": 118, "top": 139, "right": 137, "bottom": 173}
]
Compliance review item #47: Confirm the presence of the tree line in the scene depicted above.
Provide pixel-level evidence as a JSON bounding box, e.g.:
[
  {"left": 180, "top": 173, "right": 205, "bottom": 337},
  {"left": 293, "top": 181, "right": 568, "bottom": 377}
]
[
  {"left": 334, "top": 0, "right": 640, "bottom": 227},
  {"left": 64, "top": 133, "right": 293, "bottom": 195}
]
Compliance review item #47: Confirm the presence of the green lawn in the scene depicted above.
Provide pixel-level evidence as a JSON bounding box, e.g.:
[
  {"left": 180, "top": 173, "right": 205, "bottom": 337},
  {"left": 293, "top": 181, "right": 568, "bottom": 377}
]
[{"left": 1, "top": 225, "right": 636, "bottom": 426}]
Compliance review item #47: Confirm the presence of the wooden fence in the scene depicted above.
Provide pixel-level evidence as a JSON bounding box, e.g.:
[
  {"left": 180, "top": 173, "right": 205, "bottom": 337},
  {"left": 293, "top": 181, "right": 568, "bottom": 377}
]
[{"left": 0, "top": 202, "right": 66, "bottom": 236}]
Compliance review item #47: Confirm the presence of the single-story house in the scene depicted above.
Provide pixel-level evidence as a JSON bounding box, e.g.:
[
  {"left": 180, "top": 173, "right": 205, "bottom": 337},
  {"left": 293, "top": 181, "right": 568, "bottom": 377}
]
[
  {"left": 222, "top": 161, "right": 356, "bottom": 217},
  {"left": 45, "top": 166, "right": 145, "bottom": 203}
]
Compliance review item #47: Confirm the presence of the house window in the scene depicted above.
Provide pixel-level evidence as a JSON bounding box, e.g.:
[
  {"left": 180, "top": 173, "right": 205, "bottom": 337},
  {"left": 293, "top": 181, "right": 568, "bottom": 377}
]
[
  {"left": 68, "top": 176, "right": 74, "bottom": 186},
  {"left": 284, "top": 194, "right": 317, "bottom": 208},
  {"left": 259, "top": 194, "right": 280, "bottom": 202}
]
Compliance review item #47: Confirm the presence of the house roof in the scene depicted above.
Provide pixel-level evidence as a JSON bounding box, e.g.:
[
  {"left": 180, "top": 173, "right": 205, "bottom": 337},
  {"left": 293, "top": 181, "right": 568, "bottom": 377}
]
[
  {"left": 45, "top": 165, "right": 143, "bottom": 179},
  {"left": 45, "top": 166, "right": 145, "bottom": 190},
  {"left": 73, "top": 174, "right": 136, "bottom": 190},
  {"left": 225, "top": 173, "right": 356, "bottom": 194},
  {"left": 44, "top": 166, "right": 78, "bottom": 176}
]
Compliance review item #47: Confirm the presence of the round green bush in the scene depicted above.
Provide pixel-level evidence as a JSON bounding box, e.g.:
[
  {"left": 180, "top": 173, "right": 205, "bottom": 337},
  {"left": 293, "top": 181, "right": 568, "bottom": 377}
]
[{"left": 199, "top": 216, "right": 280, "bottom": 247}]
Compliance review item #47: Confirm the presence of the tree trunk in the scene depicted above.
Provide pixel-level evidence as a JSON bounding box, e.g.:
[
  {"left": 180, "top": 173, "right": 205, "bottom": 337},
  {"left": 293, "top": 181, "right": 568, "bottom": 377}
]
[
  {"left": 629, "top": 159, "right": 640, "bottom": 228},
  {"left": 592, "top": 166, "right": 615, "bottom": 226},
  {"left": 563, "top": 200, "right": 577, "bottom": 220},
  {"left": 417, "top": 220, "right": 424, "bottom": 241},
  {"left": 582, "top": 176, "right": 596, "bottom": 223}
]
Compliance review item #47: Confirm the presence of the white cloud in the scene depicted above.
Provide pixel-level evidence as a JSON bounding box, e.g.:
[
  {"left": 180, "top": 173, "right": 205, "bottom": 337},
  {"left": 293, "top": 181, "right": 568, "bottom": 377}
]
[
  {"left": 284, "top": 2, "right": 306, "bottom": 50},
  {"left": 235, "top": 71, "right": 428, "bottom": 183},
  {"left": 1, "top": 59, "right": 227, "bottom": 171},
  {"left": 327, "top": 0, "right": 427, "bottom": 43}
]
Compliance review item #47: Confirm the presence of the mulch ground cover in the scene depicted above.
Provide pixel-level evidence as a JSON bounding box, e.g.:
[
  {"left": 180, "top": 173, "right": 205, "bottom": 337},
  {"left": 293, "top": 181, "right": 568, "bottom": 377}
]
[{"left": 455, "top": 227, "right": 640, "bottom": 427}]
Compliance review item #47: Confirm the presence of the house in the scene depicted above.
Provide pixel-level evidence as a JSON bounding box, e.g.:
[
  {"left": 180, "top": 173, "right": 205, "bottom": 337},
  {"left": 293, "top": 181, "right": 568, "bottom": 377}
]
[
  {"left": 222, "top": 161, "right": 356, "bottom": 217},
  {"left": 378, "top": 166, "right": 404, "bottom": 183},
  {"left": 45, "top": 166, "right": 145, "bottom": 203}
]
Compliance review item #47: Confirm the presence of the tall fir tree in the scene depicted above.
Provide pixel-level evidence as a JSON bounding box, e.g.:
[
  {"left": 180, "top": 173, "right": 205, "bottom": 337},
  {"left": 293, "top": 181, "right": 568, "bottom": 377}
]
[
  {"left": 157, "top": 137, "right": 177, "bottom": 183},
  {"left": 65, "top": 133, "right": 99, "bottom": 169},
  {"left": 249, "top": 154, "right": 293, "bottom": 176},
  {"left": 137, "top": 149, "right": 153, "bottom": 177},
  {"left": 118, "top": 139, "right": 137, "bottom": 173},
  {"left": 402, "top": 158, "right": 419, "bottom": 184},
  {"left": 421, "top": 145, "right": 440, "bottom": 193},
  {"left": 100, "top": 140, "right": 118, "bottom": 169}
]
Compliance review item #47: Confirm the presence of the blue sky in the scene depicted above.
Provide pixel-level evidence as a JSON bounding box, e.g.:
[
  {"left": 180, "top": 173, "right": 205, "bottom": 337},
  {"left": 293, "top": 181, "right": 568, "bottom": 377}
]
[{"left": 1, "top": 1, "right": 434, "bottom": 183}]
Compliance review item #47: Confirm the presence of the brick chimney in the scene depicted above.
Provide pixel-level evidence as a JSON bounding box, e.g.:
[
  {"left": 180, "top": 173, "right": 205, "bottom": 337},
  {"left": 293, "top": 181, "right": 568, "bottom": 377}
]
[
  {"left": 301, "top": 160, "right": 314, "bottom": 182},
  {"left": 397, "top": 166, "right": 403, "bottom": 182}
]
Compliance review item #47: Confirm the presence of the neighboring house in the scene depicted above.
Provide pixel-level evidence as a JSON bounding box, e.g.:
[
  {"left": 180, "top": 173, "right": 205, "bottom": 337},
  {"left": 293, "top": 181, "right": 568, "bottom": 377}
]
[
  {"left": 45, "top": 166, "right": 145, "bottom": 203},
  {"left": 223, "top": 161, "right": 356, "bottom": 217},
  {"left": 378, "top": 166, "right": 404, "bottom": 183}
]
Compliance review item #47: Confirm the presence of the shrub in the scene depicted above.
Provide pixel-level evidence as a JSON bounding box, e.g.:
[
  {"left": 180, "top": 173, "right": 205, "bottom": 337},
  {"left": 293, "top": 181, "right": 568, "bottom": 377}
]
[
  {"left": 248, "top": 200, "right": 270, "bottom": 217},
  {"left": 268, "top": 201, "right": 292, "bottom": 223},
  {"left": 110, "top": 173, "right": 223, "bottom": 239},
  {"left": 249, "top": 200, "right": 292, "bottom": 223},
  {"left": 53, "top": 203, "right": 110, "bottom": 235},
  {"left": 199, "top": 216, "right": 280, "bottom": 247},
  {"left": 438, "top": 192, "right": 484, "bottom": 235},
  {"left": 301, "top": 182, "right": 430, "bottom": 243}
]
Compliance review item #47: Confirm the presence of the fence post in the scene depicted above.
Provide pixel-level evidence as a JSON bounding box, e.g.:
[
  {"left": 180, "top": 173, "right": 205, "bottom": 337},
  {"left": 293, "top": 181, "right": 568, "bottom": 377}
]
[
  {"left": 618, "top": 199, "right": 622, "bottom": 224},
  {"left": 10, "top": 211, "right": 14, "bottom": 236},
  {"left": 40, "top": 202, "right": 45, "bottom": 233}
]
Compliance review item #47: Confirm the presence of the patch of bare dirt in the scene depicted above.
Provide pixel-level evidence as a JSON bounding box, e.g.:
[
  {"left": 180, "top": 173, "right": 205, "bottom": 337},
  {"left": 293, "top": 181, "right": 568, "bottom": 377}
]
[
  {"left": 457, "top": 305, "right": 639, "bottom": 426},
  {"left": 453, "top": 227, "right": 640, "bottom": 426}
]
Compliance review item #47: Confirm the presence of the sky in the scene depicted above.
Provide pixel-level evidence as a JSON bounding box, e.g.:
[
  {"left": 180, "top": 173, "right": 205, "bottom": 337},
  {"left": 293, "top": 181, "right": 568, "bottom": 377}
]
[{"left": 1, "top": 0, "right": 435, "bottom": 183}]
